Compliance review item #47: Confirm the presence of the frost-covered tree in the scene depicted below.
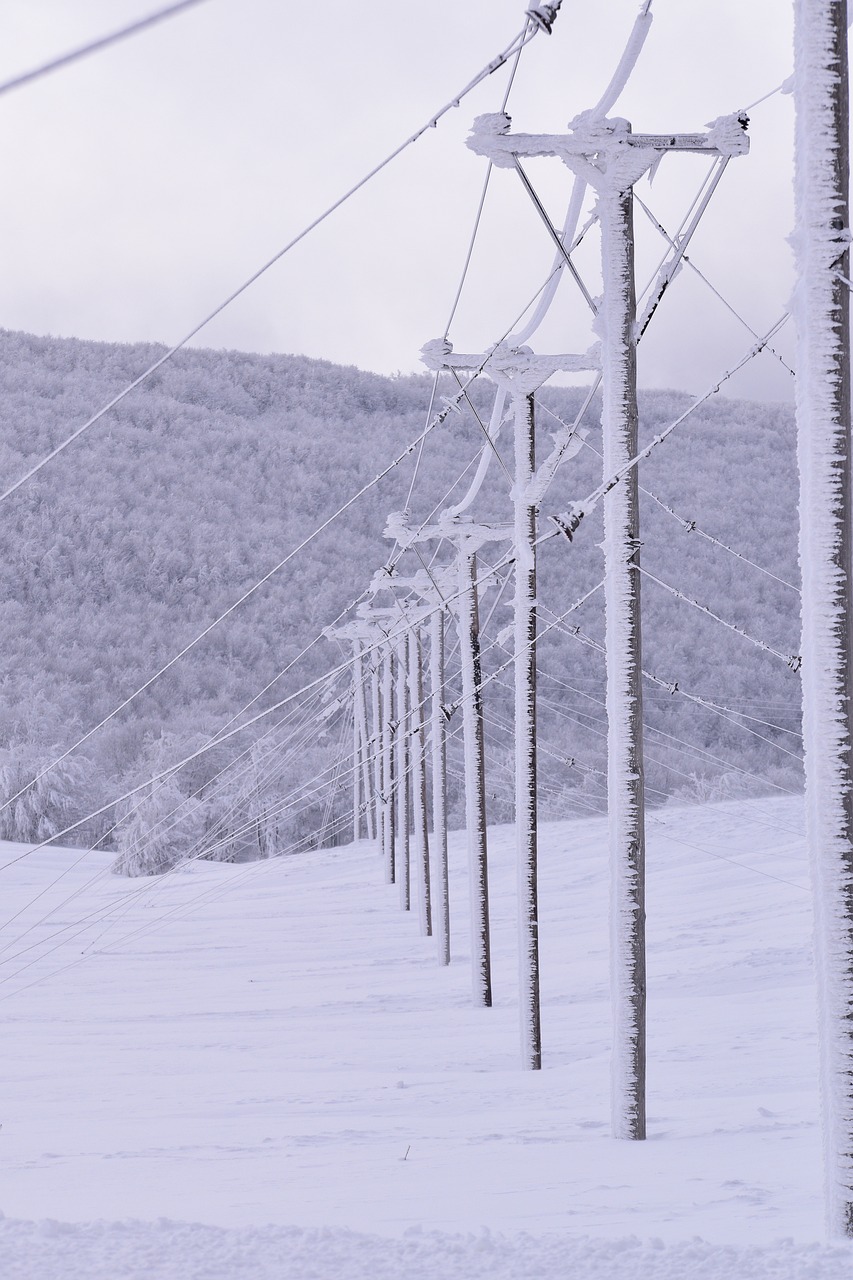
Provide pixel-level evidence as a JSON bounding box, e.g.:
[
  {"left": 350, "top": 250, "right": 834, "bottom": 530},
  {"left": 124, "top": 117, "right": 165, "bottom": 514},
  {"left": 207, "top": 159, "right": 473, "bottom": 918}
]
[
  {"left": 112, "top": 774, "right": 204, "bottom": 877},
  {"left": 0, "top": 743, "right": 93, "bottom": 845},
  {"left": 112, "top": 735, "right": 202, "bottom": 876}
]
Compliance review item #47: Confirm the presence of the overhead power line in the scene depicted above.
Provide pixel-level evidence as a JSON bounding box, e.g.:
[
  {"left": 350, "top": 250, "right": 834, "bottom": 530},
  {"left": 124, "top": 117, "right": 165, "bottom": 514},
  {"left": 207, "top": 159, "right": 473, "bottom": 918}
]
[
  {"left": 0, "top": 0, "right": 211, "bottom": 99},
  {"left": 0, "top": 14, "right": 541, "bottom": 509}
]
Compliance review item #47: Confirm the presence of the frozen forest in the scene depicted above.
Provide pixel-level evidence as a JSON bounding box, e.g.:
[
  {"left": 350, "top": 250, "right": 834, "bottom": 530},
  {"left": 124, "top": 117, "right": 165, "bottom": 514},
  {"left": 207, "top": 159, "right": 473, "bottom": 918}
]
[{"left": 0, "top": 327, "right": 801, "bottom": 862}]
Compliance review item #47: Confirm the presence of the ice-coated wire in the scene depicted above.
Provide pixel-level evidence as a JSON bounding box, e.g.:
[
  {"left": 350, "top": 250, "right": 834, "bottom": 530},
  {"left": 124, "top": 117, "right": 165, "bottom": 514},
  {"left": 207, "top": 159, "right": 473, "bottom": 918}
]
[
  {"left": 545, "top": 313, "right": 791, "bottom": 544},
  {"left": 0, "top": 18, "right": 539, "bottom": 510},
  {"left": 538, "top": 402, "right": 801, "bottom": 595},
  {"left": 442, "top": 18, "right": 530, "bottom": 338},
  {"left": 637, "top": 565, "right": 801, "bottom": 670},
  {"left": 0, "top": 0, "right": 209, "bottom": 98},
  {"left": 0, "top": 685, "right": 333, "bottom": 954},
  {"left": 0, "top": 372, "right": 492, "bottom": 825},
  {"left": 539, "top": 608, "right": 802, "bottom": 792},
  {"left": 633, "top": 191, "right": 796, "bottom": 376}
]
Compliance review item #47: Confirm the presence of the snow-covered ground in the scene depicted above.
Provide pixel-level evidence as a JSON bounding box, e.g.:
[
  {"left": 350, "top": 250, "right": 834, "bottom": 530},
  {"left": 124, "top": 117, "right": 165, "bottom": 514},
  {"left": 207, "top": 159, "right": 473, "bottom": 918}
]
[{"left": 0, "top": 796, "right": 849, "bottom": 1277}]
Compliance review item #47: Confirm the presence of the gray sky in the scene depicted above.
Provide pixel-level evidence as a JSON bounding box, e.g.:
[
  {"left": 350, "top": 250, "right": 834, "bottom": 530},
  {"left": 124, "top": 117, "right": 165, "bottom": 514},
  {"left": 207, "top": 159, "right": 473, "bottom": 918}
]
[{"left": 0, "top": 1, "right": 795, "bottom": 401}]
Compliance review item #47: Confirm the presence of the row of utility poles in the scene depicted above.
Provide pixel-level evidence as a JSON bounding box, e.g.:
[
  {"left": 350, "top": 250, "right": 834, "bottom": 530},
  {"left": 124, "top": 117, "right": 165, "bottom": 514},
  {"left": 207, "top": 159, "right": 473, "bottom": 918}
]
[
  {"left": 330, "top": 101, "right": 749, "bottom": 1106},
  {"left": 331, "top": 0, "right": 853, "bottom": 1238}
]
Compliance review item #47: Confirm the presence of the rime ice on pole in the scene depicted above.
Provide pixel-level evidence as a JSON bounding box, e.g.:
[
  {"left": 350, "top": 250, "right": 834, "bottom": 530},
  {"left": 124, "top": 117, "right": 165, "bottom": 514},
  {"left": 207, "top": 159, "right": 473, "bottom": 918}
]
[{"left": 793, "top": 0, "right": 853, "bottom": 1239}]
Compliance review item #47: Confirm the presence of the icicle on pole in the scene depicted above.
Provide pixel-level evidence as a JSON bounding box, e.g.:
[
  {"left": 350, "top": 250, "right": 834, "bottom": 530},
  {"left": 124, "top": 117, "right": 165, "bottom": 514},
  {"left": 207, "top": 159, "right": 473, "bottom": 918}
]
[
  {"left": 408, "top": 623, "right": 433, "bottom": 937},
  {"left": 793, "top": 0, "right": 853, "bottom": 1237},
  {"left": 352, "top": 642, "right": 363, "bottom": 842},
  {"left": 458, "top": 544, "right": 493, "bottom": 1007},
  {"left": 370, "top": 652, "right": 383, "bottom": 854},
  {"left": 430, "top": 607, "right": 450, "bottom": 966},
  {"left": 465, "top": 99, "right": 749, "bottom": 1131},
  {"left": 395, "top": 634, "right": 411, "bottom": 912},
  {"left": 353, "top": 639, "right": 375, "bottom": 844},
  {"left": 513, "top": 390, "right": 541, "bottom": 1070},
  {"left": 381, "top": 640, "right": 396, "bottom": 885},
  {"left": 599, "top": 170, "right": 647, "bottom": 1142}
]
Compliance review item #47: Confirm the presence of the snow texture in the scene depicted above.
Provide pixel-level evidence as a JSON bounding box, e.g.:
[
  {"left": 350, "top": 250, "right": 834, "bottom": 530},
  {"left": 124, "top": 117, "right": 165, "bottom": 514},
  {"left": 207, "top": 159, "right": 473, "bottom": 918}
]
[
  {"left": 793, "top": 0, "right": 853, "bottom": 1238},
  {"left": 0, "top": 1218, "right": 850, "bottom": 1280},
  {"left": 0, "top": 797, "right": 842, "bottom": 1274}
]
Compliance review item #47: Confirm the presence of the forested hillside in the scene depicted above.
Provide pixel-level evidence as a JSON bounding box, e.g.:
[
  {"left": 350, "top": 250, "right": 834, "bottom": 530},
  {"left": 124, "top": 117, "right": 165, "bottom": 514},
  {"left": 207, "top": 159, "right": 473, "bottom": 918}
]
[{"left": 0, "top": 327, "right": 801, "bottom": 854}]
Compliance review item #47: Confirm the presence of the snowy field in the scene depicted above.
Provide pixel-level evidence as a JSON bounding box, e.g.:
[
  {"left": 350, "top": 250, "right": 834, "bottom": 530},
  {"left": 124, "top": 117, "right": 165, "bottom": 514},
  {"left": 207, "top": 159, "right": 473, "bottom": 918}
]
[{"left": 0, "top": 796, "right": 851, "bottom": 1277}]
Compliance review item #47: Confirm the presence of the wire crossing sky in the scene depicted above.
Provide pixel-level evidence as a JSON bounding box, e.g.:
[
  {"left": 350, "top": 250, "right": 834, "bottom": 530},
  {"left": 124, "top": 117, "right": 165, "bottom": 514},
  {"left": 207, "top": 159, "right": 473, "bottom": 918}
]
[{"left": 0, "top": 0, "right": 794, "bottom": 402}]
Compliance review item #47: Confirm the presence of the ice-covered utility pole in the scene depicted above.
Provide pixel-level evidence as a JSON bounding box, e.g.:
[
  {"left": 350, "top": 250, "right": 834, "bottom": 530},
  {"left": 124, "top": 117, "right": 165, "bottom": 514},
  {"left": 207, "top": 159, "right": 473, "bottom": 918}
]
[
  {"left": 793, "top": 0, "right": 853, "bottom": 1237},
  {"left": 457, "top": 534, "right": 494, "bottom": 1006},
  {"left": 365, "top": 595, "right": 435, "bottom": 935},
  {"left": 430, "top": 601, "right": 450, "bottom": 965},
  {"left": 351, "top": 641, "right": 363, "bottom": 842},
  {"left": 369, "top": 648, "right": 383, "bottom": 856},
  {"left": 385, "top": 513, "right": 506, "bottom": 1006},
  {"left": 381, "top": 636, "right": 396, "bottom": 886},
  {"left": 468, "top": 106, "right": 749, "bottom": 1132},
  {"left": 394, "top": 625, "right": 411, "bottom": 911},
  {"left": 354, "top": 638, "right": 375, "bottom": 843},
  {"left": 422, "top": 339, "right": 596, "bottom": 1068},
  {"left": 350, "top": 607, "right": 397, "bottom": 882},
  {"left": 325, "top": 623, "right": 383, "bottom": 846},
  {"left": 407, "top": 621, "right": 433, "bottom": 937},
  {"left": 377, "top": 567, "right": 455, "bottom": 966},
  {"left": 367, "top": 597, "right": 434, "bottom": 930}
]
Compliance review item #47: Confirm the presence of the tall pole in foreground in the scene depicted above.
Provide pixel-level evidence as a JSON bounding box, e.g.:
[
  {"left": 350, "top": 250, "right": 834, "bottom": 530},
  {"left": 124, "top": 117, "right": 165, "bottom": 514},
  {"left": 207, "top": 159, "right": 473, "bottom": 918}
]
[
  {"left": 599, "top": 174, "right": 645, "bottom": 1141},
  {"left": 513, "top": 390, "right": 541, "bottom": 1070},
  {"left": 794, "top": 0, "right": 853, "bottom": 1236},
  {"left": 466, "top": 104, "right": 748, "bottom": 1124}
]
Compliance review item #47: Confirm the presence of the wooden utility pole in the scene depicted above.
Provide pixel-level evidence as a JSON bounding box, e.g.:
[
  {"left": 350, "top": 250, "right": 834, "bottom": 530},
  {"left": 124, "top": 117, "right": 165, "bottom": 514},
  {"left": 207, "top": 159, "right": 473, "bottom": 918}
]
[
  {"left": 408, "top": 623, "right": 433, "bottom": 937},
  {"left": 457, "top": 542, "right": 493, "bottom": 1007},
  {"left": 375, "top": 569, "right": 452, "bottom": 965},
  {"left": 325, "top": 625, "right": 381, "bottom": 847},
  {"left": 793, "top": 0, "right": 853, "bottom": 1237},
  {"left": 370, "top": 651, "right": 383, "bottom": 855},
  {"left": 420, "top": 341, "right": 595, "bottom": 1065},
  {"left": 468, "top": 106, "right": 749, "bottom": 1127},
  {"left": 514, "top": 389, "right": 541, "bottom": 1069},
  {"left": 429, "top": 605, "right": 451, "bottom": 966},
  {"left": 353, "top": 638, "right": 375, "bottom": 843},
  {"left": 394, "top": 629, "right": 411, "bottom": 911},
  {"left": 381, "top": 638, "right": 396, "bottom": 885},
  {"left": 351, "top": 641, "right": 364, "bottom": 842},
  {"left": 383, "top": 516, "right": 504, "bottom": 1004},
  {"left": 599, "top": 175, "right": 645, "bottom": 1139}
]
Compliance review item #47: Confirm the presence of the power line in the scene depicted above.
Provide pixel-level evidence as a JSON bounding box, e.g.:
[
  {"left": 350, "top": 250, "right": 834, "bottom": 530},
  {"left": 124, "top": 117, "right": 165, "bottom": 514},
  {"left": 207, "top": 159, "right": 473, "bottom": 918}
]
[
  {"left": 0, "top": 16, "right": 539, "bottom": 510},
  {"left": 0, "top": 0, "right": 210, "bottom": 99}
]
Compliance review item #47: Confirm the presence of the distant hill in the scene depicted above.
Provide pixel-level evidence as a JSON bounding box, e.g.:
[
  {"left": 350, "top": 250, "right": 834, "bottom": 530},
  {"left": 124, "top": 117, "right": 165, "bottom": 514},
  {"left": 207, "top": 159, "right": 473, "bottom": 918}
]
[{"left": 0, "top": 328, "right": 801, "bottom": 850}]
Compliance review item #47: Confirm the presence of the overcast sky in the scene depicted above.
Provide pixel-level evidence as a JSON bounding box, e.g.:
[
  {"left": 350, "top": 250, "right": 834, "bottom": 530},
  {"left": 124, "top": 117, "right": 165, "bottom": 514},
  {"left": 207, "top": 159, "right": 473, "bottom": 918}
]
[{"left": 1, "top": 1, "right": 795, "bottom": 401}]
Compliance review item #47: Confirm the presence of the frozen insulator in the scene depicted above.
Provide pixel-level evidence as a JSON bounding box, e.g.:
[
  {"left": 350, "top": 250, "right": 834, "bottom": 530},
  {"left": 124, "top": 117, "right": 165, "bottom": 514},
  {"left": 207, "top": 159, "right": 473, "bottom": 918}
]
[{"left": 525, "top": 4, "right": 560, "bottom": 34}]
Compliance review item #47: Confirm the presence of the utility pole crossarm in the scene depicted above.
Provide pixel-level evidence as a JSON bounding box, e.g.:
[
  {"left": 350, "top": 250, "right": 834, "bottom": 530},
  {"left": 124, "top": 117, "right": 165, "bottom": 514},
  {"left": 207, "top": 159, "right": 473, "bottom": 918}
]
[
  {"left": 466, "top": 111, "right": 750, "bottom": 185},
  {"left": 421, "top": 338, "right": 600, "bottom": 384}
]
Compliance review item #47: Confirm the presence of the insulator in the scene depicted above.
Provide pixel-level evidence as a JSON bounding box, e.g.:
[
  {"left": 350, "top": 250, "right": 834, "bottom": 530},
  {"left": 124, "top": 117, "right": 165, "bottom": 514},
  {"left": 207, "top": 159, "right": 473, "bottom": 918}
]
[{"left": 525, "top": 4, "right": 560, "bottom": 34}]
